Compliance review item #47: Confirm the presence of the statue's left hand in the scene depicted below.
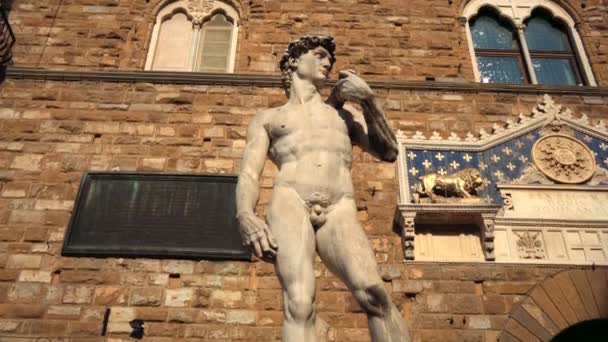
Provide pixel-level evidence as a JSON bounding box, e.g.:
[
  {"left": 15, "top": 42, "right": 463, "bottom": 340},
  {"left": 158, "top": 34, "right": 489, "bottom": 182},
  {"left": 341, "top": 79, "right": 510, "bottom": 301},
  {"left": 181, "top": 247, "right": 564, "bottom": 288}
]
[{"left": 331, "top": 69, "right": 374, "bottom": 104}]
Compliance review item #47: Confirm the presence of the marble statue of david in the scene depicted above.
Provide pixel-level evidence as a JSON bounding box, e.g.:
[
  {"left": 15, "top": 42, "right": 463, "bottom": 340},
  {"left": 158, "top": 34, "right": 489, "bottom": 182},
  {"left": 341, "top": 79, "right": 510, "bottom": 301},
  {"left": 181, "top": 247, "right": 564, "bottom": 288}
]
[{"left": 236, "top": 35, "right": 410, "bottom": 342}]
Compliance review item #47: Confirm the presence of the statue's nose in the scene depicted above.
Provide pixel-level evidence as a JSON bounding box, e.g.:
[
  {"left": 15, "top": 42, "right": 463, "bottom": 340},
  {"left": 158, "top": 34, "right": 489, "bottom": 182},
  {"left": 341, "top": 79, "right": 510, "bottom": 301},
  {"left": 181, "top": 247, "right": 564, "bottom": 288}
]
[{"left": 321, "top": 59, "right": 331, "bottom": 69}]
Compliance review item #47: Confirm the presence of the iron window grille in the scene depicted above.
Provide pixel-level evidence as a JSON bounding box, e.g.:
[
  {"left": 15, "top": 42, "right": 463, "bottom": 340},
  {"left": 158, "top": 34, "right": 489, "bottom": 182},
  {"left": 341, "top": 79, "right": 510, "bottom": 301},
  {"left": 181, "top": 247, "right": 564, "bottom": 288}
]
[{"left": 0, "top": 4, "right": 15, "bottom": 66}]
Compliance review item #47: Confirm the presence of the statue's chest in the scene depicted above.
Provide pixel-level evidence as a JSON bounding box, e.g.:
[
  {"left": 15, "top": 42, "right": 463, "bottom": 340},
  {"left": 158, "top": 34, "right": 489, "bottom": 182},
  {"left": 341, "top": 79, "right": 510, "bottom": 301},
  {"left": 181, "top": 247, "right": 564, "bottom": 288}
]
[
  {"left": 268, "top": 107, "right": 346, "bottom": 141},
  {"left": 268, "top": 113, "right": 300, "bottom": 140}
]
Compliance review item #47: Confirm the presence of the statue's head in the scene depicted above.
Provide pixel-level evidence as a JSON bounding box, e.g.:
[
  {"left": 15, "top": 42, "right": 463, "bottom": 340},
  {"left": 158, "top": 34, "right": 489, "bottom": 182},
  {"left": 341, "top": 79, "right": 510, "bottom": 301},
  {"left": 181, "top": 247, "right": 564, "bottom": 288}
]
[
  {"left": 461, "top": 168, "right": 484, "bottom": 190},
  {"left": 279, "top": 35, "right": 336, "bottom": 96}
]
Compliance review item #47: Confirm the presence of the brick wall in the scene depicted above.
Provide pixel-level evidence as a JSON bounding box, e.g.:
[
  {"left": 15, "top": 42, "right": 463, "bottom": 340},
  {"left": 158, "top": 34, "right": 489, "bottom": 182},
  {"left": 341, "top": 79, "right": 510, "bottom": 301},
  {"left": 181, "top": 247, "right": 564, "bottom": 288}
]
[
  {"left": 0, "top": 78, "right": 607, "bottom": 341},
  {"left": 5, "top": 0, "right": 608, "bottom": 84}
]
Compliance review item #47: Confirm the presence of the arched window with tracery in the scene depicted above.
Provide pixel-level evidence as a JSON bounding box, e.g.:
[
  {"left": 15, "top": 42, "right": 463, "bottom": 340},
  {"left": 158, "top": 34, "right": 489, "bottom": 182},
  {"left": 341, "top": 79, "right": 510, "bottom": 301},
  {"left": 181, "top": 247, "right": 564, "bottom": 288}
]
[
  {"left": 463, "top": 0, "right": 596, "bottom": 86},
  {"left": 525, "top": 9, "right": 583, "bottom": 85},
  {"left": 470, "top": 8, "right": 528, "bottom": 84},
  {"left": 145, "top": 0, "right": 239, "bottom": 73},
  {"left": 196, "top": 13, "right": 234, "bottom": 72}
]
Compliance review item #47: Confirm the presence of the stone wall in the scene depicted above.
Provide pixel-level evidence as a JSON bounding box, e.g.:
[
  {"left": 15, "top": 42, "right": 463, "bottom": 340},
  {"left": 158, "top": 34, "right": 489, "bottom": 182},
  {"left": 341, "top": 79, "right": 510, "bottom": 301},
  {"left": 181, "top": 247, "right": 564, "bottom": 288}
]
[
  {"left": 6, "top": 0, "right": 608, "bottom": 83},
  {"left": 0, "top": 77, "right": 607, "bottom": 341}
]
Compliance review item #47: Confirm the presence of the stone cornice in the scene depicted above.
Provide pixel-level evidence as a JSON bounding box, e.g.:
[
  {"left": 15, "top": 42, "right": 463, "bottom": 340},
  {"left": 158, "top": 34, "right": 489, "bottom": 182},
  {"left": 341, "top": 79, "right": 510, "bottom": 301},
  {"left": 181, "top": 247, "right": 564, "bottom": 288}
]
[
  {"left": 397, "top": 203, "right": 501, "bottom": 213},
  {"left": 3, "top": 66, "right": 282, "bottom": 87},
  {"left": 492, "top": 218, "right": 608, "bottom": 228},
  {"left": 497, "top": 184, "right": 608, "bottom": 191},
  {"left": 4, "top": 66, "right": 608, "bottom": 96}
]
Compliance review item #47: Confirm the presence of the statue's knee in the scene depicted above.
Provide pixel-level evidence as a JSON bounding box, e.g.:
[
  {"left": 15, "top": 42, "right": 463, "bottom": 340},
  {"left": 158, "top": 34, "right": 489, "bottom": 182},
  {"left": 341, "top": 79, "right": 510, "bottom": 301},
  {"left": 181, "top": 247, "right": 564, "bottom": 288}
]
[
  {"left": 354, "top": 284, "right": 391, "bottom": 316},
  {"left": 286, "top": 295, "right": 315, "bottom": 322}
]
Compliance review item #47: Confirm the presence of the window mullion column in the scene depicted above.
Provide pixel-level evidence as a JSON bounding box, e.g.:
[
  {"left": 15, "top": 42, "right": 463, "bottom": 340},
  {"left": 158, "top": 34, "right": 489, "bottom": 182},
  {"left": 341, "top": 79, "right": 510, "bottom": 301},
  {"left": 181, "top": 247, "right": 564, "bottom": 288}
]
[
  {"left": 517, "top": 24, "right": 538, "bottom": 84},
  {"left": 462, "top": 17, "right": 481, "bottom": 82},
  {"left": 572, "top": 23, "right": 597, "bottom": 86},
  {"left": 189, "top": 21, "right": 203, "bottom": 72}
]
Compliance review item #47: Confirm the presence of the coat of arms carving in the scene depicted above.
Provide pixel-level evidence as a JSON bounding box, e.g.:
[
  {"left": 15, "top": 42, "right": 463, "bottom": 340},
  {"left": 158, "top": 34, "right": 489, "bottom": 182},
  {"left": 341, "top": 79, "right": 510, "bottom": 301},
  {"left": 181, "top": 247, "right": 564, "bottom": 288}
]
[
  {"left": 532, "top": 134, "right": 596, "bottom": 184},
  {"left": 515, "top": 231, "right": 545, "bottom": 259}
]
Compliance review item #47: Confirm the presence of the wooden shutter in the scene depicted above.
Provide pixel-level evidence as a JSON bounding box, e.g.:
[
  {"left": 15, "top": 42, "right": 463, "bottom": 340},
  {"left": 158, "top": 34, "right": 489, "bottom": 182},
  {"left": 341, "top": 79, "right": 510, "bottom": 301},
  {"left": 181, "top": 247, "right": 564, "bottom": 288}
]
[
  {"left": 196, "top": 14, "right": 233, "bottom": 72},
  {"left": 152, "top": 12, "right": 194, "bottom": 71}
]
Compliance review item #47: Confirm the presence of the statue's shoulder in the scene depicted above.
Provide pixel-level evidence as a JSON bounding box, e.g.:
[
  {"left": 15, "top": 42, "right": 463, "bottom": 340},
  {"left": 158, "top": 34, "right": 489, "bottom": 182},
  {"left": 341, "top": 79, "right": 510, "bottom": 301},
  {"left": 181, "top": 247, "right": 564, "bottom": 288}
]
[{"left": 255, "top": 104, "right": 288, "bottom": 124}]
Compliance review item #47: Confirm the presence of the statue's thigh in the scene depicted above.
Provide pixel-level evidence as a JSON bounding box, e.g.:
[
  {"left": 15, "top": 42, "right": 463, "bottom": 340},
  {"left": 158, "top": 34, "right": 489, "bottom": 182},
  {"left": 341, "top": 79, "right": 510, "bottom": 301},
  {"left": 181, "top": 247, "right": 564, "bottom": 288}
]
[
  {"left": 267, "top": 186, "right": 316, "bottom": 291},
  {"left": 315, "top": 199, "right": 382, "bottom": 289}
]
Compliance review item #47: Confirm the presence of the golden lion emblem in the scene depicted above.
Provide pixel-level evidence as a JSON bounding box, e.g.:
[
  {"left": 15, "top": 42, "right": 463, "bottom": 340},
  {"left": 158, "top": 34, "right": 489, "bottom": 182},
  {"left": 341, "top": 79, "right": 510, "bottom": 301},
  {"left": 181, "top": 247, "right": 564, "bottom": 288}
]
[{"left": 413, "top": 168, "right": 483, "bottom": 203}]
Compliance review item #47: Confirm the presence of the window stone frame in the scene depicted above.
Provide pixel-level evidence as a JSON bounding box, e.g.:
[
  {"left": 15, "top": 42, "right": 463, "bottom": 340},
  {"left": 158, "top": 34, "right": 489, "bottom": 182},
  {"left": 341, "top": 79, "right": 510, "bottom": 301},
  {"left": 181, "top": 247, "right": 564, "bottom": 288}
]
[
  {"left": 144, "top": 0, "right": 240, "bottom": 73},
  {"left": 462, "top": 0, "right": 596, "bottom": 86}
]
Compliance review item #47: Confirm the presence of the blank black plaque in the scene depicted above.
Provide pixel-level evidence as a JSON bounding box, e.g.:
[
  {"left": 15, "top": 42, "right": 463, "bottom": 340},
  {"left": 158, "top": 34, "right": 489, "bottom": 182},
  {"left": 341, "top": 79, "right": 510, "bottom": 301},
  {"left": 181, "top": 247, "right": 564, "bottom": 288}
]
[{"left": 62, "top": 172, "right": 250, "bottom": 260}]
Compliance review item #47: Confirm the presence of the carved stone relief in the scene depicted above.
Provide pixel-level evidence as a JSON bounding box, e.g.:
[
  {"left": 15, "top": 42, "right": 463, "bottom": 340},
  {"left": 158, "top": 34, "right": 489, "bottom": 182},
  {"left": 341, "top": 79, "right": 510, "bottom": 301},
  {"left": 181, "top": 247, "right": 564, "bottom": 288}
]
[
  {"left": 500, "top": 192, "right": 514, "bottom": 211},
  {"left": 588, "top": 167, "right": 608, "bottom": 186},
  {"left": 512, "top": 163, "right": 555, "bottom": 185},
  {"left": 187, "top": 0, "right": 216, "bottom": 23},
  {"left": 396, "top": 211, "right": 416, "bottom": 261},
  {"left": 515, "top": 231, "right": 545, "bottom": 259},
  {"left": 513, "top": 163, "right": 608, "bottom": 186},
  {"left": 478, "top": 213, "right": 496, "bottom": 261},
  {"left": 412, "top": 168, "right": 483, "bottom": 203},
  {"left": 532, "top": 134, "right": 596, "bottom": 184}
]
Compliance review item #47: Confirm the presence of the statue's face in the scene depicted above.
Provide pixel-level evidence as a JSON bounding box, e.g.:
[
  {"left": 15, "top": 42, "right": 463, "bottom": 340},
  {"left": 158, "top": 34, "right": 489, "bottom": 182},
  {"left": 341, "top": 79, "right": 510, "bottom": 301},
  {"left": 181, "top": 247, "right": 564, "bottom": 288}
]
[{"left": 293, "top": 46, "right": 332, "bottom": 83}]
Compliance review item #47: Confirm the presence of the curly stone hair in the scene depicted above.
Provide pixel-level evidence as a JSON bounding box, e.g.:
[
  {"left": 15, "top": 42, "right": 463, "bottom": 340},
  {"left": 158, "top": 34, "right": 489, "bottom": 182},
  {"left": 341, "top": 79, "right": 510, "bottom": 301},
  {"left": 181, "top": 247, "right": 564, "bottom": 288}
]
[{"left": 279, "top": 35, "right": 337, "bottom": 97}]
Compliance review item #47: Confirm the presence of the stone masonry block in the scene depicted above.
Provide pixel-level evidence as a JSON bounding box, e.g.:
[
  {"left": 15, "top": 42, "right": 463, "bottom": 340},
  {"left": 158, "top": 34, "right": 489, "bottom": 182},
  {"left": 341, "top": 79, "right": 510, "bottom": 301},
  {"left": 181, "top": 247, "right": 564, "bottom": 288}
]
[{"left": 164, "top": 288, "right": 194, "bottom": 307}]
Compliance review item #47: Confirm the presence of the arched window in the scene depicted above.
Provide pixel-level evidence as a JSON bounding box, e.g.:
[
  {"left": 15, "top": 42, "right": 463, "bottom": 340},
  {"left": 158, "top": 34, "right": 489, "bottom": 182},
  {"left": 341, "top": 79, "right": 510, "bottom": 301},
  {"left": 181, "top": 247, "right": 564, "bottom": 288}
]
[
  {"left": 196, "top": 14, "right": 234, "bottom": 72},
  {"left": 463, "top": 0, "right": 596, "bottom": 86},
  {"left": 470, "top": 8, "right": 527, "bottom": 84},
  {"left": 525, "top": 9, "right": 582, "bottom": 85},
  {"left": 152, "top": 11, "right": 194, "bottom": 71},
  {"left": 145, "top": 0, "right": 239, "bottom": 73}
]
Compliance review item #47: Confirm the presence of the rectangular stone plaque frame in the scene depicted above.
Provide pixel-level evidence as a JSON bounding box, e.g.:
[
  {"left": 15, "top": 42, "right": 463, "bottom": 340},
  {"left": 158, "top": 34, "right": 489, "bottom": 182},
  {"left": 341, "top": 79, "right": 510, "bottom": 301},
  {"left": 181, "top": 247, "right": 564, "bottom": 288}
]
[
  {"left": 494, "top": 184, "right": 608, "bottom": 265},
  {"left": 497, "top": 184, "right": 608, "bottom": 221},
  {"left": 62, "top": 171, "right": 251, "bottom": 261}
]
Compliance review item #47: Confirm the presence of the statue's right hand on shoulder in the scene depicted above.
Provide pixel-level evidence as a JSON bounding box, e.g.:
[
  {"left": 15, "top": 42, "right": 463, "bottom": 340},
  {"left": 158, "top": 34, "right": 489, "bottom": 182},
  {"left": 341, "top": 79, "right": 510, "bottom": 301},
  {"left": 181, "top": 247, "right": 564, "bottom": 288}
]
[
  {"left": 332, "top": 69, "right": 374, "bottom": 104},
  {"left": 237, "top": 212, "right": 278, "bottom": 260}
]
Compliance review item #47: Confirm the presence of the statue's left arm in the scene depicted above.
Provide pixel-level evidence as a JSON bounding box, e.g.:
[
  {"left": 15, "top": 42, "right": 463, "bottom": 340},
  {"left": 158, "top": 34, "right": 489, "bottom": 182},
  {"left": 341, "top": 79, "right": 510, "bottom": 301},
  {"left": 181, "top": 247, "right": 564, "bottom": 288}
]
[{"left": 328, "top": 70, "right": 398, "bottom": 162}]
